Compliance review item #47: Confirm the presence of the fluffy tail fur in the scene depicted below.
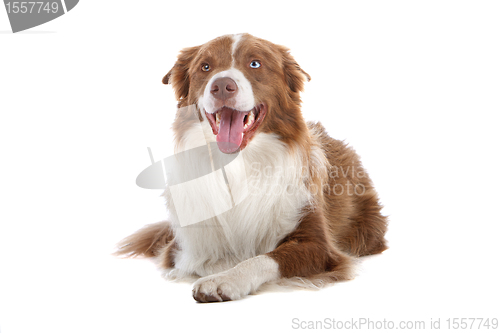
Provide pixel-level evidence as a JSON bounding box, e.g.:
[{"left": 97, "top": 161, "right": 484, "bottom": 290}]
[{"left": 114, "top": 221, "right": 173, "bottom": 258}]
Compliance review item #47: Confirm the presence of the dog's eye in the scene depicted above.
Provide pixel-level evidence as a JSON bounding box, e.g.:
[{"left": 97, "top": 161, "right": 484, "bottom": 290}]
[
  {"left": 249, "top": 60, "right": 261, "bottom": 69},
  {"left": 201, "top": 63, "right": 211, "bottom": 72}
]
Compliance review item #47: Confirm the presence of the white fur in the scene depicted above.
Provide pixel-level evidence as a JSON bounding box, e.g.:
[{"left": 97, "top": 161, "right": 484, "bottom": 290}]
[
  {"left": 198, "top": 68, "right": 255, "bottom": 114},
  {"left": 162, "top": 116, "right": 313, "bottom": 278},
  {"left": 231, "top": 33, "right": 243, "bottom": 65},
  {"left": 192, "top": 255, "right": 280, "bottom": 300}
]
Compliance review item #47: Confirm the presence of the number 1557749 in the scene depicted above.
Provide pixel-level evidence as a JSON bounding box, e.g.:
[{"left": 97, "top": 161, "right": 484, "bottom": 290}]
[{"left": 5, "top": 2, "right": 60, "bottom": 14}]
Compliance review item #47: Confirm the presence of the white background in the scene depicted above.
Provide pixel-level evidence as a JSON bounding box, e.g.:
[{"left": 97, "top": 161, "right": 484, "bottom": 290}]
[{"left": 1, "top": 1, "right": 499, "bottom": 332}]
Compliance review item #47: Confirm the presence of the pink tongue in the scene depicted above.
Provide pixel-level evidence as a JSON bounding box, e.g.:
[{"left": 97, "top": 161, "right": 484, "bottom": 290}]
[{"left": 216, "top": 108, "right": 247, "bottom": 154}]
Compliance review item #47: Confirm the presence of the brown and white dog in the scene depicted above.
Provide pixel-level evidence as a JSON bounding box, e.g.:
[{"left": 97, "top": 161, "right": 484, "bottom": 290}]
[{"left": 116, "top": 33, "right": 388, "bottom": 302}]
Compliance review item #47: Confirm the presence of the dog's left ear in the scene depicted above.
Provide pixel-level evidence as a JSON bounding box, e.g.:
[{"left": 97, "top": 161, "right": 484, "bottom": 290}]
[
  {"left": 280, "top": 47, "right": 311, "bottom": 93},
  {"left": 162, "top": 45, "right": 201, "bottom": 101}
]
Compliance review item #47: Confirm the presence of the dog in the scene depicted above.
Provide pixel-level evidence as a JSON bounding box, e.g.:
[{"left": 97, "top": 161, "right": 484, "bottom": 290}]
[{"left": 115, "top": 33, "right": 388, "bottom": 302}]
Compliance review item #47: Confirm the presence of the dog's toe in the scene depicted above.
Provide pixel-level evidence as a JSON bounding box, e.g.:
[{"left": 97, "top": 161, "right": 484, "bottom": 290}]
[
  {"left": 192, "top": 288, "right": 226, "bottom": 303},
  {"left": 192, "top": 273, "right": 248, "bottom": 302},
  {"left": 217, "top": 288, "right": 231, "bottom": 301}
]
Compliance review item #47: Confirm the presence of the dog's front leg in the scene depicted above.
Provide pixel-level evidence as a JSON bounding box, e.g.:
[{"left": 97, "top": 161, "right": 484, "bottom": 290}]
[
  {"left": 192, "top": 209, "right": 354, "bottom": 302},
  {"left": 192, "top": 254, "right": 279, "bottom": 302}
]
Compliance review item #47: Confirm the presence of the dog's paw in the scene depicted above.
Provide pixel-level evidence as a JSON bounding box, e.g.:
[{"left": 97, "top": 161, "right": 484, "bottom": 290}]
[{"left": 192, "top": 273, "right": 249, "bottom": 302}]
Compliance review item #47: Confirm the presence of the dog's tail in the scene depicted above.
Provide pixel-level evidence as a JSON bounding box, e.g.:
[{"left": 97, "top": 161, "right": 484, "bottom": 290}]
[{"left": 114, "top": 221, "right": 173, "bottom": 258}]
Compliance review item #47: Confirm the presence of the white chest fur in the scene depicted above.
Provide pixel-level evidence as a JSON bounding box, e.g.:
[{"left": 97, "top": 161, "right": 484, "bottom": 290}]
[{"left": 163, "top": 120, "right": 312, "bottom": 277}]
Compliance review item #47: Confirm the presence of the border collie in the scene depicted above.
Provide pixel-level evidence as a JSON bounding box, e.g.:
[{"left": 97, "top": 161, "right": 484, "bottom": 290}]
[{"left": 116, "top": 33, "right": 388, "bottom": 302}]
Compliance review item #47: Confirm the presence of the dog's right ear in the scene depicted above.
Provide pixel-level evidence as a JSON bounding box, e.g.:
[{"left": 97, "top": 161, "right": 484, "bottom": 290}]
[{"left": 162, "top": 45, "right": 201, "bottom": 101}]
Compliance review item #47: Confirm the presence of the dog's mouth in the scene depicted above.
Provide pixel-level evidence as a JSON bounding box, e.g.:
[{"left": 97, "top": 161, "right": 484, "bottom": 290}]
[{"left": 205, "top": 104, "right": 267, "bottom": 154}]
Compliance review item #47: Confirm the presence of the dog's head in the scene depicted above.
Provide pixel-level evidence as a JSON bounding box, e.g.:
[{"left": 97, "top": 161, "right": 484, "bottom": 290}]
[{"left": 164, "top": 33, "right": 310, "bottom": 154}]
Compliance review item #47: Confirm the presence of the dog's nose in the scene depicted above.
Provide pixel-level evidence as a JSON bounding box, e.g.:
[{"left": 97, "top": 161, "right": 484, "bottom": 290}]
[{"left": 210, "top": 77, "right": 238, "bottom": 101}]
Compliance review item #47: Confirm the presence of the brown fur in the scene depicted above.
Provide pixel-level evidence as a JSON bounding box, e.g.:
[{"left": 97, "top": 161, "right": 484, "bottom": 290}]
[
  {"left": 308, "top": 122, "right": 388, "bottom": 257},
  {"left": 115, "top": 221, "right": 173, "bottom": 258},
  {"left": 115, "top": 34, "right": 387, "bottom": 291},
  {"left": 267, "top": 207, "right": 355, "bottom": 281}
]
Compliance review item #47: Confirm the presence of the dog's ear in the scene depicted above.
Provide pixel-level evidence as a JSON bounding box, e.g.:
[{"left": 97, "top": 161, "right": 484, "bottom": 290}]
[
  {"left": 162, "top": 45, "right": 201, "bottom": 101},
  {"left": 280, "top": 47, "right": 311, "bottom": 93}
]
